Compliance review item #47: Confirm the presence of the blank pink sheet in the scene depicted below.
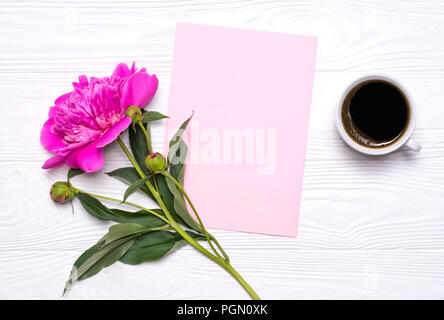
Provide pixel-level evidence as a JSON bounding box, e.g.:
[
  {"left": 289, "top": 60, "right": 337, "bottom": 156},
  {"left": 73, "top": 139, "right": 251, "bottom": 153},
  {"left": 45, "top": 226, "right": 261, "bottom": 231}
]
[{"left": 165, "top": 23, "right": 317, "bottom": 237}]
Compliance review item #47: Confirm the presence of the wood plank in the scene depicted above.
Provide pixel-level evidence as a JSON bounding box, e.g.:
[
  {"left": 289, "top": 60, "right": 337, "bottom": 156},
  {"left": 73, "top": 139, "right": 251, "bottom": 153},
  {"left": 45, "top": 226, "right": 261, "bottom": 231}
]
[
  {"left": 0, "top": 249, "right": 443, "bottom": 299},
  {"left": 1, "top": 0, "right": 444, "bottom": 299},
  {"left": 0, "top": 163, "right": 442, "bottom": 252}
]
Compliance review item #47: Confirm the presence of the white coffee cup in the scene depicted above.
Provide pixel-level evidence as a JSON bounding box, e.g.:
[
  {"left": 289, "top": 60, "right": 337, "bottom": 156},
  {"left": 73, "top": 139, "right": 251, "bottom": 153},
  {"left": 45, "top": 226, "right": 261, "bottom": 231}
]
[{"left": 336, "top": 75, "right": 421, "bottom": 155}]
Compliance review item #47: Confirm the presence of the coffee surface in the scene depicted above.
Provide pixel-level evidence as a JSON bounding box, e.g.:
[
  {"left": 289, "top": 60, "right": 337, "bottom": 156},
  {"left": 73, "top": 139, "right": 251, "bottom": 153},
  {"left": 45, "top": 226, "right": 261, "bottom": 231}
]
[{"left": 342, "top": 80, "right": 409, "bottom": 148}]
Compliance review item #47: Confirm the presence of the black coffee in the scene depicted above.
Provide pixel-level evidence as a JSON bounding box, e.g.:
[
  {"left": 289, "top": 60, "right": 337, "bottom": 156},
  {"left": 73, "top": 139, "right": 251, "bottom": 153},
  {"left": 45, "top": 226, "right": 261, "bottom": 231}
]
[{"left": 341, "top": 79, "right": 409, "bottom": 148}]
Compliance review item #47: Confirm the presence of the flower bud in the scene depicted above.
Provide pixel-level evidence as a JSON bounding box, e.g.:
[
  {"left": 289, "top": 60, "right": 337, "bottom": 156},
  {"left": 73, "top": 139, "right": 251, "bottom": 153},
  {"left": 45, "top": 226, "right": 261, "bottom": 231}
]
[
  {"left": 145, "top": 153, "right": 166, "bottom": 173},
  {"left": 50, "top": 181, "right": 75, "bottom": 204},
  {"left": 125, "top": 105, "right": 142, "bottom": 123}
]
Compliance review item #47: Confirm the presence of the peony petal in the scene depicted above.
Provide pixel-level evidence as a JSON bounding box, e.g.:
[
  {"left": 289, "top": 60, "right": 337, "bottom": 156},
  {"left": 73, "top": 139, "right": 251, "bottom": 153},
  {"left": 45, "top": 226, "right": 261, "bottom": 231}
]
[
  {"left": 40, "top": 118, "right": 65, "bottom": 152},
  {"left": 78, "top": 75, "right": 88, "bottom": 86},
  {"left": 54, "top": 92, "right": 72, "bottom": 106},
  {"left": 76, "top": 141, "right": 104, "bottom": 173},
  {"left": 121, "top": 72, "right": 158, "bottom": 110},
  {"left": 48, "top": 106, "right": 62, "bottom": 118},
  {"left": 112, "top": 62, "right": 131, "bottom": 78},
  {"left": 96, "top": 116, "right": 132, "bottom": 148},
  {"left": 66, "top": 150, "right": 79, "bottom": 168},
  {"left": 42, "top": 155, "right": 66, "bottom": 169}
]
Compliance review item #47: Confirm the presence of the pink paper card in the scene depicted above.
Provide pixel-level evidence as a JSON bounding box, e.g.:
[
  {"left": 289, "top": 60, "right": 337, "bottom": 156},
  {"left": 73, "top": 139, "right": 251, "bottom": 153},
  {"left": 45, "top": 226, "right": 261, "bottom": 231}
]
[{"left": 165, "top": 23, "right": 317, "bottom": 237}]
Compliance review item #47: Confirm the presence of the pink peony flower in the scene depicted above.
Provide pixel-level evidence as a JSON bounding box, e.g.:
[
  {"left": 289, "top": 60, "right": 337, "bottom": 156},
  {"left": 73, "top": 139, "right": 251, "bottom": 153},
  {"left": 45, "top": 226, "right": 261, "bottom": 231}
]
[{"left": 40, "top": 62, "right": 158, "bottom": 172}]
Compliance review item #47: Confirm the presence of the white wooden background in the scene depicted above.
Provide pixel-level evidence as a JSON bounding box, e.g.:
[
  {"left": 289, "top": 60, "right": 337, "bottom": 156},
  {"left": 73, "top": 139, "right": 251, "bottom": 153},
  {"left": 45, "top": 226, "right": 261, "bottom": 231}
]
[{"left": 0, "top": 0, "right": 443, "bottom": 300}]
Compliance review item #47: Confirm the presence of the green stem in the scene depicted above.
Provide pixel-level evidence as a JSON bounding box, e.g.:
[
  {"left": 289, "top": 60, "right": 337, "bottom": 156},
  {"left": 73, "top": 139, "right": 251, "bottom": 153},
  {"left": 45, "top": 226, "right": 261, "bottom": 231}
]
[
  {"left": 161, "top": 171, "right": 230, "bottom": 262},
  {"left": 221, "top": 264, "right": 260, "bottom": 300},
  {"left": 138, "top": 121, "right": 152, "bottom": 154},
  {"left": 153, "top": 174, "right": 160, "bottom": 194},
  {"left": 116, "top": 137, "right": 260, "bottom": 300},
  {"left": 117, "top": 137, "right": 145, "bottom": 177},
  {"left": 135, "top": 121, "right": 159, "bottom": 194},
  {"left": 132, "top": 225, "right": 173, "bottom": 234}
]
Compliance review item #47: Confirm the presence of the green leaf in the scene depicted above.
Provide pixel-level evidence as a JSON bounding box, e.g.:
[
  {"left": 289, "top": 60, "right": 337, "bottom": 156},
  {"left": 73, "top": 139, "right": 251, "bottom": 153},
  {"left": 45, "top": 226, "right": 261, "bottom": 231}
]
[
  {"left": 64, "top": 222, "right": 167, "bottom": 294},
  {"left": 106, "top": 167, "right": 155, "bottom": 201},
  {"left": 156, "top": 174, "right": 188, "bottom": 227},
  {"left": 77, "top": 192, "right": 166, "bottom": 227},
  {"left": 169, "top": 140, "right": 187, "bottom": 185},
  {"left": 63, "top": 224, "right": 205, "bottom": 293},
  {"left": 81, "top": 238, "right": 135, "bottom": 280},
  {"left": 142, "top": 111, "right": 169, "bottom": 123},
  {"left": 64, "top": 236, "right": 135, "bottom": 294},
  {"left": 129, "top": 122, "right": 150, "bottom": 174},
  {"left": 110, "top": 208, "right": 166, "bottom": 228},
  {"left": 120, "top": 230, "right": 205, "bottom": 265},
  {"left": 168, "top": 111, "right": 194, "bottom": 149},
  {"left": 63, "top": 220, "right": 206, "bottom": 293},
  {"left": 77, "top": 192, "right": 114, "bottom": 220},
  {"left": 164, "top": 176, "right": 202, "bottom": 233},
  {"left": 122, "top": 176, "right": 149, "bottom": 203},
  {"left": 168, "top": 112, "right": 193, "bottom": 166},
  {"left": 100, "top": 223, "right": 151, "bottom": 248},
  {"left": 72, "top": 243, "right": 101, "bottom": 274},
  {"left": 167, "top": 113, "right": 192, "bottom": 186},
  {"left": 67, "top": 168, "right": 84, "bottom": 181}
]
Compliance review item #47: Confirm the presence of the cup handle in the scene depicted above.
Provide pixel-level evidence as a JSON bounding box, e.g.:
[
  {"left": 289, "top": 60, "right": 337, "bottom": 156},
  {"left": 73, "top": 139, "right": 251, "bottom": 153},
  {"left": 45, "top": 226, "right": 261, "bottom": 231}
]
[{"left": 404, "top": 138, "right": 421, "bottom": 152}]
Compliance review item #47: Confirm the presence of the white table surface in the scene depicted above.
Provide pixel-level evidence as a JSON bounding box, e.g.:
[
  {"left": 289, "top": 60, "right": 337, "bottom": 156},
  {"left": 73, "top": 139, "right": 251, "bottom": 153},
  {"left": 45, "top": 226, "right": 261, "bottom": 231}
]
[{"left": 1, "top": 0, "right": 443, "bottom": 300}]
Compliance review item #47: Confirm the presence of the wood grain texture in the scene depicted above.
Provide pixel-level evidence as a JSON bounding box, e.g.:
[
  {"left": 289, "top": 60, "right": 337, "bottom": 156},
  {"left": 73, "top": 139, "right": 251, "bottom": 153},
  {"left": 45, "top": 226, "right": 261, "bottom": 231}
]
[{"left": 0, "top": 0, "right": 444, "bottom": 299}]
